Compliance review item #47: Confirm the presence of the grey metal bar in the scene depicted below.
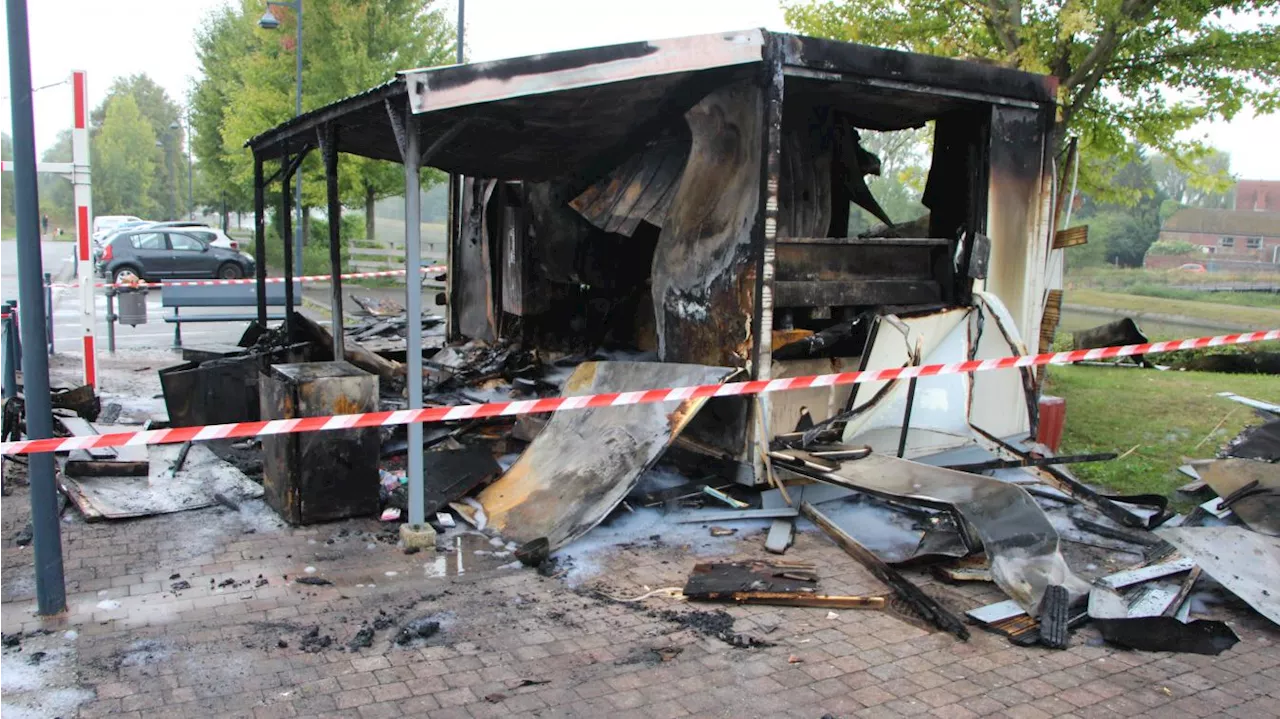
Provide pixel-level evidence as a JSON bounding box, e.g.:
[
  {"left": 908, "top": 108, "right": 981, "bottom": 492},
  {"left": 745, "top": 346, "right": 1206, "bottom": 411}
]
[
  {"left": 2, "top": 311, "right": 15, "bottom": 398},
  {"left": 6, "top": 0, "right": 66, "bottom": 614},
  {"left": 281, "top": 155, "right": 296, "bottom": 339},
  {"left": 404, "top": 107, "right": 425, "bottom": 526},
  {"left": 43, "top": 272, "right": 53, "bottom": 353},
  {"left": 105, "top": 288, "right": 116, "bottom": 352},
  {"left": 254, "top": 154, "right": 267, "bottom": 326},
  {"left": 322, "top": 124, "right": 344, "bottom": 361}
]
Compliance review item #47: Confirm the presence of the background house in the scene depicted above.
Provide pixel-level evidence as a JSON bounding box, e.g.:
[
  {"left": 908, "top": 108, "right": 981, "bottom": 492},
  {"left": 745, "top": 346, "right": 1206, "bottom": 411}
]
[
  {"left": 1234, "top": 179, "right": 1280, "bottom": 212},
  {"left": 1146, "top": 180, "right": 1280, "bottom": 270}
]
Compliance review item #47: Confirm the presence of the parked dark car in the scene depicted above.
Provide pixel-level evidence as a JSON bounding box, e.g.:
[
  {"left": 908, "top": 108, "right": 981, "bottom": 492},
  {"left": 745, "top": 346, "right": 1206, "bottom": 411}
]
[{"left": 98, "top": 229, "right": 255, "bottom": 284}]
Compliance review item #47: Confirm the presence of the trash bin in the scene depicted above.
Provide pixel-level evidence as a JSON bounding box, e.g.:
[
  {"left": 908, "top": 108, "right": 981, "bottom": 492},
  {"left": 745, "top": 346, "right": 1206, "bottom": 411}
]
[{"left": 117, "top": 288, "right": 148, "bottom": 326}]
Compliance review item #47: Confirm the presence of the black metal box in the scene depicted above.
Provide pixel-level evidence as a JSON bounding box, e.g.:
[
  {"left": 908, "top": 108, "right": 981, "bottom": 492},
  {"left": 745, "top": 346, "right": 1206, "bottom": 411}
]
[{"left": 259, "top": 361, "right": 380, "bottom": 524}]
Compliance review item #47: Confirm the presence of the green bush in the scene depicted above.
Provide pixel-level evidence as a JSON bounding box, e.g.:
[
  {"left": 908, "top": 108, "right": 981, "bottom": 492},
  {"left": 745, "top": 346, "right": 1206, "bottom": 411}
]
[{"left": 1146, "top": 240, "right": 1199, "bottom": 256}]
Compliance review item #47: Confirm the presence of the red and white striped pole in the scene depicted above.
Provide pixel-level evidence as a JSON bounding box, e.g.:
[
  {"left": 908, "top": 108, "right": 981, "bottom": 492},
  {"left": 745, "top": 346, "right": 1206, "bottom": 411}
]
[{"left": 71, "top": 70, "right": 97, "bottom": 388}]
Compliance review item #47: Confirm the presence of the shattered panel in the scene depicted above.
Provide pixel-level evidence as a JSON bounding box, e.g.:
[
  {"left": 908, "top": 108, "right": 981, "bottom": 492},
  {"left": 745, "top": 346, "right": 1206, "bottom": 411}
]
[
  {"left": 455, "top": 178, "right": 498, "bottom": 342},
  {"left": 471, "top": 361, "right": 733, "bottom": 550},
  {"left": 781, "top": 452, "right": 1088, "bottom": 613},
  {"left": 569, "top": 128, "right": 691, "bottom": 236},
  {"left": 652, "top": 80, "right": 762, "bottom": 368},
  {"left": 839, "top": 308, "right": 976, "bottom": 456},
  {"left": 1157, "top": 526, "right": 1280, "bottom": 627}
]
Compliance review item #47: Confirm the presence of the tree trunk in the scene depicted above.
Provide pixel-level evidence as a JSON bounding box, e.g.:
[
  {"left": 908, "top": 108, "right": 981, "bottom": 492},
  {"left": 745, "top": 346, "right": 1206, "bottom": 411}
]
[
  {"left": 365, "top": 185, "right": 376, "bottom": 242},
  {"left": 220, "top": 193, "right": 229, "bottom": 233},
  {"left": 301, "top": 206, "right": 311, "bottom": 246}
]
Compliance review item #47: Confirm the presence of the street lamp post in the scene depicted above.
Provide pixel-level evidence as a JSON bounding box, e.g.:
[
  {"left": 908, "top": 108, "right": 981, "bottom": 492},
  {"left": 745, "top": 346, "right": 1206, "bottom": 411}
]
[
  {"left": 260, "top": 0, "right": 303, "bottom": 270},
  {"left": 169, "top": 109, "right": 193, "bottom": 220}
]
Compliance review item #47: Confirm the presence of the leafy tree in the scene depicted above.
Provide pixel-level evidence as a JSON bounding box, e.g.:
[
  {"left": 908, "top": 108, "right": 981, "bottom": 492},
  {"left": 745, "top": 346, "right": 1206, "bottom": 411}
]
[
  {"left": 92, "top": 94, "right": 160, "bottom": 217},
  {"left": 194, "top": 0, "right": 456, "bottom": 245},
  {"left": 783, "top": 0, "right": 1280, "bottom": 202},
  {"left": 36, "top": 129, "right": 75, "bottom": 228},
  {"left": 91, "top": 75, "right": 187, "bottom": 220},
  {"left": 192, "top": 5, "right": 256, "bottom": 230},
  {"left": 1074, "top": 154, "right": 1167, "bottom": 266},
  {"left": 1149, "top": 151, "right": 1234, "bottom": 209},
  {"left": 848, "top": 126, "right": 931, "bottom": 234}
]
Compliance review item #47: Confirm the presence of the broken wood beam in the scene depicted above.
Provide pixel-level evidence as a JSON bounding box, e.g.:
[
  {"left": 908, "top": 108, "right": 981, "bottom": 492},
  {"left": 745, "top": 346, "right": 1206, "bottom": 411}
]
[
  {"left": 800, "top": 500, "right": 969, "bottom": 640},
  {"left": 293, "top": 311, "right": 403, "bottom": 381}
]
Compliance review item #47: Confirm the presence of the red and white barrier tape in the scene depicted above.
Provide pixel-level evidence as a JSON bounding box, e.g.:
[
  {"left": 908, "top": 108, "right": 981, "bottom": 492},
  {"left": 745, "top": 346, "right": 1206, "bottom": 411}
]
[
  {"left": 48, "top": 266, "right": 446, "bottom": 290},
  {"left": 3, "top": 329, "right": 1277, "bottom": 456}
]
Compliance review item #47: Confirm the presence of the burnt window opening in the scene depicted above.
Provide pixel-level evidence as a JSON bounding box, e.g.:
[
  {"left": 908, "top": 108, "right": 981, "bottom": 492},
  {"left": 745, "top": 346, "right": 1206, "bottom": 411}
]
[{"left": 771, "top": 83, "right": 993, "bottom": 353}]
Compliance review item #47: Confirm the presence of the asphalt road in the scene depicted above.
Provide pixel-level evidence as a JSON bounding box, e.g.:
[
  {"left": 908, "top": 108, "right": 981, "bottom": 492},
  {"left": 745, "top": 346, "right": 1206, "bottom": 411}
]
[{"left": 0, "top": 238, "right": 77, "bottom": 302}]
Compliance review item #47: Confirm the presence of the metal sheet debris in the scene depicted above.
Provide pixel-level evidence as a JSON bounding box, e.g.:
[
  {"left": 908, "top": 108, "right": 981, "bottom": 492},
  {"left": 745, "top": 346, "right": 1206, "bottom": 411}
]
[
  {"left": 462, "top": 361, "right": 732, "bottom": 550},
  {"left": 1156, "top": 526, "right": 1280, "bottom": 627},
  {"left": 1096, "top": 557, "right": 1195, "bottom": 591},
  {"left": 777, "top": 451, "right": 1087, "bottom": 613},
  {"left": 1194, "top": 458, "right": 1280, "bottom": 536}
]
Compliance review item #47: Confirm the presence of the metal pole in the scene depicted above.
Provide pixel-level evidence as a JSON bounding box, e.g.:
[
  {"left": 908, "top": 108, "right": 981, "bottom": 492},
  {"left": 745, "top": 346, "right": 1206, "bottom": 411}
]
[
  {"left": 6, "top": 0, "right": 67, "bottom": 615},
  {"left": 105, "top": 289, "right": 116, "bottom": 353},
  {"left": 292, "top": 0, "right": 304, "bottom": 273},
  {"left": 187, "top": 112, "right": 194, "bottom": 220},
  {"left": 457, "top": 0, "right": 464, "bottom": 63},
  {"left": 44, "top": 272, "right": 53, "bottom": 353},
  {"left": 2, "top": 312, "right": 15, "bottom": 399},
  {"left": 254, "top": 155, "right": 267, "bottom": 326},
  {"left": 282, "top": 156, "right": 296, "bottom": 339},
  {"left": 322, "top": 124, "right": 344, "bottom": 361},
  {"left": 404, "top": 108, "right": 425, "bottom": 526}
]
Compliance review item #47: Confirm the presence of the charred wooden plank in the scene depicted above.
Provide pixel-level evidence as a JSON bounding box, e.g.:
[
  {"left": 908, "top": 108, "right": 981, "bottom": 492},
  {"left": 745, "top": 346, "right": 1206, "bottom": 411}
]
[
  {"left": 800, "top": 500, "right": 969, "bottom": 640},
  {"left": 773, "top": 280, "right": 940, "bottom": 308}
]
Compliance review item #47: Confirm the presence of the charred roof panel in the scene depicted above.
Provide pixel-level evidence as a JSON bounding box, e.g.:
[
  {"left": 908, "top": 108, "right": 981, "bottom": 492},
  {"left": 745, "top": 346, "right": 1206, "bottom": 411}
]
[
  {"left": 404, "top": 29, "right": 765, "bottom": 113},
  {"left": 246, "top": 29, "right": 1057, "bottom": 169}
]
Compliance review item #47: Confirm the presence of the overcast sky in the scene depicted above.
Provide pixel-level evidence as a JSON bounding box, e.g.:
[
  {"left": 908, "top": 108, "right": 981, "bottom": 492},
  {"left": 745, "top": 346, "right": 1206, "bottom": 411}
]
[{"left": 2, "top": 0, "right": 1277, "bottom": 180}]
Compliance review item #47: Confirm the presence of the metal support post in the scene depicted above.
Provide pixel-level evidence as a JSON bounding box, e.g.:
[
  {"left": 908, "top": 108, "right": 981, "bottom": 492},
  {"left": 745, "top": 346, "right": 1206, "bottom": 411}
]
[
  {"left": 43, "top": 272, "right": 53, "bottom": 353},
  {"left": 71, "top": 69, "right": 96, "bottom": 388},
  {"left": 7, "top": 0, "right": 67, "bottom": 614},
  {"left": 321, "top": 124, "right": 345, "bottom": 361},
  {"left": 404, "top": 109, "right": 425, "bottom": 526},
  {"left": 2, "top": 310, "right": 15, "bottom": 399},
  {"left": 7, "top": 304, "right": 20, "bottom": 372},
  {"left": 282, "top": 155, "right": 296, "bottom": 339},
  {"left": 253, "top": 155, "right": 268, "bottom": 326}
]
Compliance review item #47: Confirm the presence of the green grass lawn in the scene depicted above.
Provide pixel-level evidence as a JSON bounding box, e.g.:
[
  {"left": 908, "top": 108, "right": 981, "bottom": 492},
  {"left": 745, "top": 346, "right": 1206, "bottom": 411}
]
[
  {"left": 1067, "top": 288, "right": 1280, "bottom": 330},
  {"left": 1045, "top": 364, "right": 1278, "bottom": 503}
]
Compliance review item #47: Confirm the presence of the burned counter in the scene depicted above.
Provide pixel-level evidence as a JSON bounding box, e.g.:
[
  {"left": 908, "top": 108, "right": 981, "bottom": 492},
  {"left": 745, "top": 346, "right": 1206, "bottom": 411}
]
[{"left": 260, "top": 361, "right": 380, "bottom": 524}]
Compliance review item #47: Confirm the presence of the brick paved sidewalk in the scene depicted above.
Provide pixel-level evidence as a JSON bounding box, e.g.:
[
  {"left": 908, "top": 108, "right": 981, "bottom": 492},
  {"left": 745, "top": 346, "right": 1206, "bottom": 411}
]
[{"left": 3, "top": 478, "right": 1279, "bottom": 719}]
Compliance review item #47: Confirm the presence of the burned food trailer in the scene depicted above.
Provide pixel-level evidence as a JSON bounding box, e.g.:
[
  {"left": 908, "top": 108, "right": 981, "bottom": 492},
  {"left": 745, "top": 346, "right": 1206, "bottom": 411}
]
[{"left": 246, "top": 30, "right": 1064, "bottom": 519}]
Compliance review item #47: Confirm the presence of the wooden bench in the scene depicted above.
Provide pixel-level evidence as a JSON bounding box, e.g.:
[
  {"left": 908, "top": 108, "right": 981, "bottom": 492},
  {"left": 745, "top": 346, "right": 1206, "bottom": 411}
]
[{"left": 161, "top": 282, "right": 300, "bottom": 348}]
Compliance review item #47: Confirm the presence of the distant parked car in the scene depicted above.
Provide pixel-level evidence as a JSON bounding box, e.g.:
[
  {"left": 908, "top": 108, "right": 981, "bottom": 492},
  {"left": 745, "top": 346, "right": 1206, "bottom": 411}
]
[
  {"left": 142, "top": 222, "right": 241, "bottom": 252},
  {"left": 91, "top": 215, "right": 143, "bottom": 242},
  {"left": 176, "top": 227, "right": 240, "bottom": 253},
  {"left": 1177, "top": 263, "right": 1207, "bottom": 272},
  {"left": 97, "top": 229, "right": 255, "bottom": 284}
]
